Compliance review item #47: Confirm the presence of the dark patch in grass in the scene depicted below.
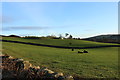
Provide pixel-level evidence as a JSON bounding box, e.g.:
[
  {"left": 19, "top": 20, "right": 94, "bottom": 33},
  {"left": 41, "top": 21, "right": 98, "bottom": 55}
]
[{"left": 52, "top": 61, "right": 61, "bottom": 64}]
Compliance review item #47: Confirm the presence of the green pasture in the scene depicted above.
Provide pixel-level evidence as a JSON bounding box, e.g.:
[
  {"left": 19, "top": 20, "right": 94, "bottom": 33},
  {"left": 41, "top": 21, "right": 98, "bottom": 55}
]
[
  {"left": 2, "top": 41, "right": 118, "bottom": 78},
  {"left": 2, "top": 37, "right": 118, "bottom": 47}
]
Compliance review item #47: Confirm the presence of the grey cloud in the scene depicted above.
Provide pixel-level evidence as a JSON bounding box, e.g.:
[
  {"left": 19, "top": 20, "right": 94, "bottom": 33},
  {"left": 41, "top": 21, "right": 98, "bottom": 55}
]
[
  {"left": 2, "top": 25, "right": 69, "bottom": 31},
  {"left": 2, "top": 26, "right": 49, "bottom": 31}
]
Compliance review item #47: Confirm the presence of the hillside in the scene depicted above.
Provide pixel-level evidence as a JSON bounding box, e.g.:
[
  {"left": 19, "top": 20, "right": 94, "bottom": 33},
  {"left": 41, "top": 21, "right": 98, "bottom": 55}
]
[
  {"left": 82, "top": 34, "right": 120, "bottom": 44},
  {"left": 1, "top": 37, "right": 119, "bottom": 48}
]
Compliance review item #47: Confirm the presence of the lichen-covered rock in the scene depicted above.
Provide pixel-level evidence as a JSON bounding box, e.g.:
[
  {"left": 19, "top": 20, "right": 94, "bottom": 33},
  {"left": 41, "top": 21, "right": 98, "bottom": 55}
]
[
  {"left": 44, "top": 68, "right": 54, "bottom": 74},
  {"left": 9, "top": 56, "right": 14, "bottom": 59},
  {"left": 54, "top": 72, "right": 64, "bottom": 78},
  {"left": 23, "top": 61, "right": 32, "bottom": 69},
  {"left": 65, "top": 75, "right": 74, "bottom": 80}
]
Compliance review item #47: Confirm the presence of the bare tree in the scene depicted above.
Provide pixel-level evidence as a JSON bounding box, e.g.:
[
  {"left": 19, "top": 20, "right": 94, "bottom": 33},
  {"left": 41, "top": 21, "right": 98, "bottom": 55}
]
[
  {"left": 68, "top": 35, "right": 73, "bottom": 39},
  {"left": 65, "top": 33, "right": 69, "bottom": 37}
]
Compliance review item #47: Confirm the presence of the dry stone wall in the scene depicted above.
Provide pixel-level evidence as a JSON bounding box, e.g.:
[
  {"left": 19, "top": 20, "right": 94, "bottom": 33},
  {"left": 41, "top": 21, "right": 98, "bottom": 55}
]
[{"left": 0, "top": 54, "right": 74, "bottom": 80}]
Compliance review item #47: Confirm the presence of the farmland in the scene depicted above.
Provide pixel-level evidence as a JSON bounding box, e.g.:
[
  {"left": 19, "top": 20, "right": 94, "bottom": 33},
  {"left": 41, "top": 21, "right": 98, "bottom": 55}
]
[
  {"left": 2, "top": 37, "right": 118, "bottom": 47},
  {"left": 1, "top": 37, "right": 119, "bottom": 78}
]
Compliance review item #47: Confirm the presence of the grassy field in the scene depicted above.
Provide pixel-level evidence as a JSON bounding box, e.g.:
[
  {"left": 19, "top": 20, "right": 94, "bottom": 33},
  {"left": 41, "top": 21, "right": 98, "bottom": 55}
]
[
  {"left": 2, "top": 37, "right": 119, "bottom": 47},
  {"left": 2, "top": 40, "right": 119, "bottom": 78}
]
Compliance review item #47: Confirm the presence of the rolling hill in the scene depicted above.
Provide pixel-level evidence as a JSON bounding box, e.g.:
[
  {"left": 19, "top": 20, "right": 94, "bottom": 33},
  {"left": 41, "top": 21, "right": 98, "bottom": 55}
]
[
  {"left": 82, "top": 34, "right": 120, "bottom": 44},
  {"left": 1, "top": 36, "right": 119, "bottom": 48}
]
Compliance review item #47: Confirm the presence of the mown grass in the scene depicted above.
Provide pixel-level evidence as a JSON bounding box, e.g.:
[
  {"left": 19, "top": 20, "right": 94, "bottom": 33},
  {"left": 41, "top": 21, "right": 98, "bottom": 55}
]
[
  {"left": 2, "top": 37, "right": 119, "bottom": 47},
  {"left": 2, "top": 42, "right": 118, "bottom": 78}
]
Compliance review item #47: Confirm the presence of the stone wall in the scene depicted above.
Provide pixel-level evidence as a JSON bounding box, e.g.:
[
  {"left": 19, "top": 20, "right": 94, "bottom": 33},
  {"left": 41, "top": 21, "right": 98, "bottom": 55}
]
[{"left": 0, "top": 54, "right": 73, "bottom": 80}]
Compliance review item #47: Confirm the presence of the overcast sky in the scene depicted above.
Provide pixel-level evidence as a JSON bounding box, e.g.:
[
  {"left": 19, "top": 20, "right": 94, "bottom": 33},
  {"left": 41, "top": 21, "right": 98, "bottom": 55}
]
[{"left": 2, "top": 2, "right": 118, "bottom": 38}]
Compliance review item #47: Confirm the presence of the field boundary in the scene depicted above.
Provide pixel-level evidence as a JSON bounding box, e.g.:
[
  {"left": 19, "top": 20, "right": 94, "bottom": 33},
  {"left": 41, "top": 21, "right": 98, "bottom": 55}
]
[{"left": 1, "top": 40, "right": 120, "bottom": 49}]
